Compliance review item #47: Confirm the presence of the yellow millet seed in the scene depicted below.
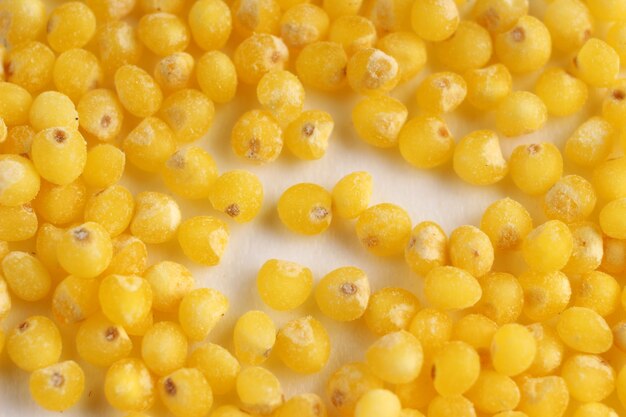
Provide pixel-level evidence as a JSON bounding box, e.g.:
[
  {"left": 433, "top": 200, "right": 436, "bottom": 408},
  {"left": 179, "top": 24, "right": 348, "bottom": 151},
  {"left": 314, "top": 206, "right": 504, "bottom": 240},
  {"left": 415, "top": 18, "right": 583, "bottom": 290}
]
[
  {"left": 509, "top": 143, "right": 563, "bottom": 195},
  {"left": 355, "top": 389, "right": 401, "bottom": 417},
  {"left": 353, "top": 95, "right": 406, "bottom": 149},
  {"left": 5, "top": 41, "right": 55, "bottom": 94},
  {"left": 7, "top": 316, "right": 62, "bottom": 372},
  {"left": 104, "top": 358, "right": 155, "bottom": 412},
  {"left": 453, "top": 314, "right": 498, "bottom": 358},
  {"left": 57, "top": 222, "right": 113, "bottom": 279},
  {"left": 231, "top": 0, "right": 281, "bottom": 37},
  {"left": 522, "top": 220, "right": 573, "bottom": 272},
  {"left": 557, "top": 306, "right": 613, "bottom": 353},
  {"left": 603, "top": 79, "right": 626, "bottom": 128},
  {"left": 564, "top": 222, "right": 604, "bottom": 274},
  {"left": 366, "top": 330, "right": 423, "bottom": 384},
  {"left": 432, "top": 341, "right": 480, "bottom": 396},
  {"left": 46, "top": 2, "right": 96, "bottom": 53},
  {"left": 2, "top": 251, "right": 51, "bottom": 301},
  {"left": 495, "top": 91, "right": 547, "bottom": 137},
  {"left": 518, "top": 376, "right": 569, "bottom": 417},
  {"left": 315, "top": 266, "right": 370, "bottom": 322},
  {"left": 526, "top": 323, "right": 565, "bottom": 376},
  {"left": 519, "top": 270, "right": 571, "bottom": 322},
  {"left": 534, "top": 68, "right": 588, "bottom": 117},
  {"left": 453, "top": 130, "right": 507, "bottom": 186},
  {"left": 480, "top": 198, "right": 533, "bottom": 250},
  {"left": 471, "top": 0, "right": 528, "bottom": 33},
  {"left": 364, "top": 287, "right": 420, "bottom": 335},
  {"left": 130, "top": 191, "right": 181, "bottom": 244},
  {"left": 233, "top": 33, "right": 289, "bottom": 85},
  {"left": 160, "top": 89, "right": 215, "bottom": 144},
  {"left": 179, "top": 287, "right": 229, "bottom": 341},
  {"left": 356, "top": 203, "right": 411, "bottom": 257},
  {"left": 145, "top": 261, "right": 193, "bottom": 313},
  {"left": 411, "top": 0, "right": 459, "bottom": 42},
  {"left": 561, "top": 354, "right": 615, "bottom": 403},
  {"left": 35, "top": 223, "right": 64, "bottom": 276},
  {"left": 466, "top": 369, "right": 520, "bottom": 414},
  {"left": 491, "top": 323, "right": 536, "bottom": 376},
  {"left": 51, "top": 275, "right": 99, "bottom": 324},
  {"left": 236, "top": 366, "right": 283, "bottom": 415},
  {"left": 99, "top": 274, "right": 153, "bottom": 329},
  {"left": 231, "top": 109, "right": 283, "bottom": 163},
  {"left": 296, "top": 41, "right": 348, "bottom": 92},
  {"left": 257, "top": 70, "right": 305, "bottom": 127},
  {"left": 258, "top": 259, "right": 313, "bottom": 311},
  {"left": 593, "top": 157, "right": 626, "bottom": 201},
  {"left": 543, "top": 175, "right": 596, "bottom": 223},
  {"left": 189, "top": 343, "right": 240, "bottom": 396},
  {"left": 376, "top": 32, "right": 427, "bottom": 83},
  {"left": 346, "top": 48, "right": 400, "bottom": 95},
  {"left": 275, "top": 393, "right": 327, "bottom": 417},
  {"left": 75, "top": 313, "right": 133, "bottom": 367},
  {"left": 364, "top": 0, "right": 413, "bottom": 34},
  {"left": 464, "top": 64, "right": 512, "bottom": 110},
  {"left": 0, "top": 0, "right": 47, "bottom": 46},
  {"left": 85, "top": 0, "right": 135, "bottom": 21},
  {"left": 0, "top": 204, "right": 38, "bottom": 242},
  {"left": 329, "top": 15, "right": 376, "bottom": 56},
  {"left": 278, "top": 183, "right": 332, "bottom": 235},
  {"left": 77, "top": 89, "right": 124, "bottom": 142},
  {"left": 608, "top": 21, "right": 626, "bottom": 63},
  {"left": 565, "top": 117, "right": 615, "bottom": 168},
  {"left": 405, "top": 221, "right": 447, "bottom": 276},
  {"left": 188, "top": 0, "right": 232, "bottom": 51},
  {"left": 408, "top": 308, "right": 453, "bottom": 356},
  {"left": 435, "top": 21, "right": 492, "bottom": 73},
  {"left": 284, "top": 110, "right": 334, "bottom": 160},
  {"left": 233, "top": 310, "right": 276, "bottom": 365},
  {"left": 0, "top": 154, "right": 40, "bottom": 207},
  {"left": 154, "top": 52, "right": 195, "bottom": 92},
  {"left": 82, "top": 144, "right": 126, "bottom": 189},
  {"left": 178, "top": 216, "right": 230, "bottom": 266},
  {"left": 97, "top": 21, "right": 143, "bottom": 75},
  {"left": 424, "top": 266, "right": 482, "bottom": 310},
  {"left": 0, "top": 82, "right": 32, "bottom": 126},
  {"left": 544, "top": 0, "right": 593, "bottom": 52},
  {"left": 448, "top": 225, "right": 494, "bottom": 278},
  {"left": 106, "top": 234, "right": 148, "bottom": 276},
  {"left": 114, "top": 65, "right": 163, "bottom": 118},
  {"left": 53, "top": 49, "right": 103, "bottom": 103},
  {"left": 427, "top": 395, "right": 476, "bottom": 417},
  {"left": 142, "top": 321, "right": 188, "bottom": 376},
  {"left": 326, "top": 362, "right": 384, "bottom": 417},
  {"left": 574, "top": 38, "right": 620, "bottom": 87},
  {"left": 29, "top": 91, "right": 78, "bottom": 132},
  {"left": 29, "top": 360, "right": 85, "bottom": 411},
  {"left": 196, "top": 51, "right": 238, "bottom": 104},
  {"left": 416, "top": 72, "right": 466, "bottom": 114},
  {"left": 84, "top": 185, "right": 135, "bottom": 237},
  {"left": 275, "top": 315, "right": 331, "bottom": 374},
  {"left": 476, "top": 272, "right": 524, "bottom": 325},
  {"left": 494, "top": 16, "right": 552, "bottom": 74},
  {"left": 138, "top": 12, "right": 190, "bottom": 57},
  {"left": 280, "top": 3, "right": 329, "bottom": 49},
  {"left": 162, "top": 147, "right": 218, "bottom": 200},
  {"left": 332, "top": 171, "right": 372, "bottom": 220}
]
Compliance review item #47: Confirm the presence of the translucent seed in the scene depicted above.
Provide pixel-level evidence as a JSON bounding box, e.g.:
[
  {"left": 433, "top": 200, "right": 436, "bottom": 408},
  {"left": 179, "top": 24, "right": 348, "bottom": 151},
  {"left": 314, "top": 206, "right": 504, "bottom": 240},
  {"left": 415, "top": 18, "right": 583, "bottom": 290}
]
[
  {"left": 476, "top": 272, "right": 523, "bottom": 325},
  {"left": 405, "top": 221, "right": 447, "bottom": 276},
  {"left": 231, "top": 0, "right": 281, "bottom": 37},
  {"left": 519, "top": 270, "right": 571, "bottom": 321},
  {"left": 280, "top": 4, "right": 329, "bottom": 49},
  {"left": 326, "top": 362, "right": 384, "bottom": 417},
  {"left": 424, "top": 266, "right": 482, "bottom": 310},
  {"left": 257, "top": 70, "right": 305, "bottom": 127},
  {"left": 47, "top": 2, "right": 96, "bottom": 52},
  {"left": 275, "top": 393, "right": 326, "bottom": 417},
  {"left": 574, "top": 38, "right": 620, "bottom": 87},
  {"left": 496, "top": 91, "right": 547, "bottom": 137},
  {"left": 448, "top": 225, "right": 493, "bottom": 277},
  {"left": 518, "top": 376, "right": 569, "bottom": 417},
  {"left": 154, "top": 52, "right": 195, "bottom": 92},
  {"left": 1, "top": 251, "right": 51, "bottom": 301},
  {"left": 509, "top": 143, "right": 563, "bottom": 195},
  {"left": 464, "top": 64, "right": 512, "bottom": 110},
  {"left": 5, "top": 41, "right": 55, "bottom": 93},
  {"left": 491, "top": 323, "right": 536, "bottom": 376},
  {"left": 7, "top": 316, "right": 62, "bottom": 371},
  {"left": 354, "top": 389, "right": 401, "bottom": 417},
  {"left": 99, "top": 274, "right": 152, "bottom": 328},
  {"left": 233, "top": 310, "right": 276, "bottom": 365},
  {"left": 315, "top": 266, "right": 369, "bottom": 322},
  {"left": 138, "top": 12, "right": 189, "bottom": 57},
  {"left": 332, "top": 171, "right": 372, "bottom": 220},
  {"left": 231, "top": 109, "right": 283, "bottom": 163},
  {"left": 179, "top": 288, "right": 229, "bottom": 341},
  {"left": 296, "top": 41, "right": 348, "bottom": 92},
  {"left": 561, "top": 354, "right": 615, "bottom": 402},
  {"left": 57, "top": 222, "right": 112, "bottom": 278},
  {"left": 453, "top": 130, "right": 507, "bottom": 186},
  {"left": 142, "top": 322, "right": 188, "bottom": 376},
  {"left": 471, "top": 0, "right": 528, "bottom": 33},
  {"left": 82, "top": 144, "right": 125, "bottom": 189},
  {"left": 130, "top": 191, "right": 181, "bottom": 244},
  {"left": 162, "top": 147, "right": 217, "bottom": 200},
  {"left": 600, "top": 198, "right": 626, "bottom": 239},
  {"left": 411, "top": 0, "right": 459, "bottom": 41},
  {"left": 544, "top": 0, "right": 593, "bottom": 52},
  {"left": 416, "top": 72, "right": 466, "bottom": 114},
  {"left": 556, "top": 307, "right": 613, "bottom": 354},
  {"left": 526, "top": 323, "right": 564, "bottom": 376},
  {"left": 347, "top": 48, "right": 399, "bottom": 95},
  {"left": 77, "top": 89, "right": 124, "bottom": 142},
  {"left": 0, "top": 82, "right": 32, "bottom": 126},
  {"left": 145, "top": 261, "right": 193, "bottom": 313},
  {"left": 435, "top": 21, "right": 492, "bottom": 73},
  {"left": 522, "top": 220, "right": 573, "bottom": 272},
  {"left": 0, "top": 154, "right": 39, "bottom": 207},
  {"left": 364, "top": 287, "right": 419, "bottom": 335},
  {"left": 564, "top": 222, "right": 603, "bottom": 274},
  {"left": 53, "top": 49, "right": 103, "bottom": 103},
  {"left": 0, "top": 204, "right": 37, "bottom": 242},
  {"left": 353, "top": 95, "right": 407, "bottom": 149},
  {"left": 376, "top": 32, "right": 427, "bottom": 83},
  {"left": 233, "top": 33, "right": 289, "bottom": 85},
  {"left": 51, "top": 275, "right": 99, "bottom": 324},
  {"left": 329, "top": 15, "right": 376, "bottom": 56},
  {"left": 29, "top": 360, "right": 85, "bottom": 411},
  {"left": 466, "top": 369, "right": 520, "bottom": 414},
  {"left": 427, "top": 395, "right": 476, "bottom": 417},
  {"left": 106, "top": 234, "right": 148, "bottom": 276},
  {"left": 177, "top": 216, "right": 229, "bottom": 266},
  {"left": 75, "top": 313, "right": 132, "bottom": 367},
  {"left": 97, "top": 21, "right": 143, "bottom": 75},
  {"left": 258, "top": 259, "right": 313, "bottom": 311},
  {"left": 535, "top": 68, "right": 588, "bottom": 117},
  {"left": 275, "top": 316, "right": 331, "bottom": 374},
  {"left": 494, "top": 16, "right": 551, "bottom": 73},
  {"left": 408, "top": 308, "right": 453, "bottom": 356},
  {"left": 236, "top": 366, "right": 284, "bottom": 414},
  {"left": 278, "top": 183, "right": 332, "bottom": 235},
  {"left": 284, "top": 110, "right": 334, "bottom": 159},
  {"left": 115, "top": 65, "right": 163, "bottom": 118},
  {"left": 196, "top": 51, "right": 238, "bottom": 103},
  {"left": 188, "top": 0, "right": 232, "bottom": 51},
  {"left": 189, "top": 343, "right": 240, "bottom": 395},
  {"left": 104, "top": 358, "right": 155, "bottom": 412},
  {"left": 0, "top": 0, "right": 47, "bottom": 46}
]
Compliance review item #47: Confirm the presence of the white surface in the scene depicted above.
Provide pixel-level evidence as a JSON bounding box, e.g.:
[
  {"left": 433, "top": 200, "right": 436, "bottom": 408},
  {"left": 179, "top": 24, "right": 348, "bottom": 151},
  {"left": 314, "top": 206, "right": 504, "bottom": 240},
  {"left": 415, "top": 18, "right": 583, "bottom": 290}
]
[{"left": 1, "top": 1, "right": 621, "bottom": 416}]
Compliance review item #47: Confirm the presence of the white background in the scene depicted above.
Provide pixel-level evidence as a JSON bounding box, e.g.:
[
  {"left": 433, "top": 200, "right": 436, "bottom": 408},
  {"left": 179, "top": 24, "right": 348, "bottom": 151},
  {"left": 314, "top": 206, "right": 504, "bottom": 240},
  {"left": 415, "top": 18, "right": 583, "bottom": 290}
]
[{"left": 1, "top": 0, "right": 621, "bottom": 416}]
